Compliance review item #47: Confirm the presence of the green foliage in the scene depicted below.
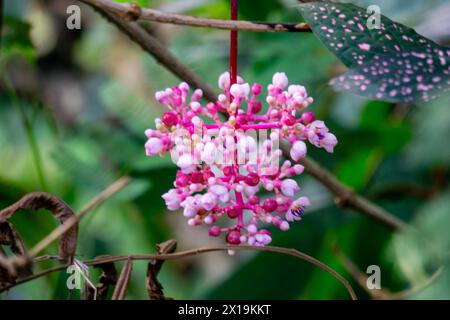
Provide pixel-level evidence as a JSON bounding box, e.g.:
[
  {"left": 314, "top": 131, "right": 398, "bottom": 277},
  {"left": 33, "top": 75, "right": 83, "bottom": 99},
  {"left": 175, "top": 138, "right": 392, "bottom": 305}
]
[{"left": 1, "top": 17, "right": 36, "bottom": 63}]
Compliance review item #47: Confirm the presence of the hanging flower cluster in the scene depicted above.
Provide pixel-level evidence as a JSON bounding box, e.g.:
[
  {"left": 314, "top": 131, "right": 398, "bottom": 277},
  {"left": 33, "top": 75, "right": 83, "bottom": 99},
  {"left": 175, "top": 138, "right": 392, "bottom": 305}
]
[{"left": 145, "top": 72, "right": 337, "bottom": 246}]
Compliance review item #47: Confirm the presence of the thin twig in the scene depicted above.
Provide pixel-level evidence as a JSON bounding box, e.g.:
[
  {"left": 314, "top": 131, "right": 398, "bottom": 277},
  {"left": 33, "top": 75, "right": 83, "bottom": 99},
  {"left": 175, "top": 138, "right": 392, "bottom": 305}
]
[
  {"left": 80, "top": 0, "right": 311, "bottom": 33},
  {"left": 1, "top": 244, "right": 357, "bottom": 300},
  {"left": 280, "top": 143, "right": 407, "bottom": 231},
  {"left": 28, "top": 176, "right": 130, "bottom": 258},
  {"left": 332, "top": 243, "right": 444, "bottom": 300}
]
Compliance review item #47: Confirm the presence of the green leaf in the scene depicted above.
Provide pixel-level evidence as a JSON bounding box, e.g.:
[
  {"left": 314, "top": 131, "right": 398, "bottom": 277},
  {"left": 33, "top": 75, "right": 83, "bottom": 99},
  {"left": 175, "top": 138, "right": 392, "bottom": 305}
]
[
  {"left": 336, "top": 149, "right": 382, "bottom": 191},
  {"left": 1, "top": 17, "right": 36, "bottom": 63},
  {"left": 388, "top": 191, "right": 450, "bottom": 299},
  {"left": 298, "top": 2, "right": 439, "bottom": 68},
  {"left": 330, "top": 47, "right": 450, "bottom": 103}
]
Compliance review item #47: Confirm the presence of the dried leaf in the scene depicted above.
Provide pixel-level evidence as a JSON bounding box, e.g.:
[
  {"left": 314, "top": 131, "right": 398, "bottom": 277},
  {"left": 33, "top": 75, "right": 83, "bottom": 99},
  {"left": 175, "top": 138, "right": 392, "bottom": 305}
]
[
  {"left": 111, "top": 258, "right": 133, "bottom": 300},
  {"left": 146, "top": 239, "right": 177, "bottom": 300},
  {"left": 0, "top": 192, "right": 79, "bottom": 261},
  {"left": 0, "top": 222, "right": 33, "bottom": 285},
  {"left": 85, "top": 257, "right": 118, "bottom": 300}
]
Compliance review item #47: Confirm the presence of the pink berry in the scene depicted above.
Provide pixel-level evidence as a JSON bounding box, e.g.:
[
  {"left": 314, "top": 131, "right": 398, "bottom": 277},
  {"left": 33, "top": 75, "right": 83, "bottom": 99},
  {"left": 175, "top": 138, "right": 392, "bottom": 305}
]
[
  {"left": 162, "top": 112, "right": 178, "bottom": 127},
  {"left": 263, "top": 199, "right": 278, "bottom": 212},
  {"left": 245, "top": 173, "right": 260, "bottom": 187},
  {"left": 284, "top": 114, "right": 296, "bottom": 126},
  {"left": 190, "top": 171, "right": 204, "bottom": 184},
  {"left": 249, "top": 100, "right": 262, "bottom": 114},
  {"left": 223, "top": 166, "right": 234, "bottom": 176},
  {"left": 301, "top": 112, "right": 315, "bottom": 124},
  {"left": 252, "top": 83, "right": 263, "bottom": 95},
  {"left": 248, "top": 195, "right": 260, "bottom": 205},
  {"left": 209, "top": 226, "right": 222, "bottom": 237},
  {"left": 175, "top": 172, "right": 189, "bottom": 187},
  {"left": 227, "top": 231, "right": 241, "bottom": 245}
]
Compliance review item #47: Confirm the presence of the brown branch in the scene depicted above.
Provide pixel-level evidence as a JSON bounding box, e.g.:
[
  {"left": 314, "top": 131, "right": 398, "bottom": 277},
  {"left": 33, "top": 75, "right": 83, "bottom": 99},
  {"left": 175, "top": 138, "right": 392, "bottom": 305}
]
[
  {"left": 80, "top": 0, "right": 311, "bottom": 33},
  {"left": 332, "top": 244, "right": 444, "bottom": 300},
  {"left": 80, "top": 0, "right": 217, "bottom": 101},
  {"left": 28, "top": 176, "right": 130, "bottom": 258},
  {"left": 280, "top": 143, "right": 407, "bottom": 231},
  {"left": 1, "top": 244, "right": 357, "bottom": 300}
]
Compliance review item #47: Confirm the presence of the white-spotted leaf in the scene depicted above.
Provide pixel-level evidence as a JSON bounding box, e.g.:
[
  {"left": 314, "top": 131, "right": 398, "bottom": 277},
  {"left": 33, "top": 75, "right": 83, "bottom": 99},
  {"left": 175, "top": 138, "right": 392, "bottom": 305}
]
[
  {"left": 330, "top": 47, "right": 450, "bottom": 103},
  {"left": 298, "top": 2, "right": 439, "bottom": 68}
]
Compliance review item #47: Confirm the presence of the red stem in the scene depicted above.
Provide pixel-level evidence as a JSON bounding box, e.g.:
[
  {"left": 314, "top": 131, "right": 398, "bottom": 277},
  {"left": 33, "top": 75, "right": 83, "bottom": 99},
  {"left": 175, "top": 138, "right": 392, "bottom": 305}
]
[{"left": 229, "top": 0, "right": 238, "bottom": 86}]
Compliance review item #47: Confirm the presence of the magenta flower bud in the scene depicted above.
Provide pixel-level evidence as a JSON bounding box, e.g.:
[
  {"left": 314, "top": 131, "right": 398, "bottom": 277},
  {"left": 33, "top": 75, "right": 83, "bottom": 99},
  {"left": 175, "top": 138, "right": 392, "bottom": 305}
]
[
  {"left": 162, "top": 112, "right": 178, "bottom": 127},
  {"left": 284, "top": 114, "right": 296, "bottom": 126},
  {"left": 175, "top": 171, "right": 189, "bottom": 187},
  {"left": 223, "top": 166, "right": 234, "bottom": 176},
  {"left": 248, "top": 195, "right": 260, "bottom": 205},
  {"left": 252, "top": 83, "right": 263, "bottom": 95},
  {"left": 245, "top": 173, "right": 260, "bottom": 187},
  {"left": 301, "top": 112, "right": 315, "bottom": 124},
  {"left": 226, "top": 230, "right": 241, "bottom": 245},
  {"left": 249, "top": 100, "right": 262, "bottom": 114},
  {"left": 190, "top": 171, "right": 204, "bottom": 184},
  {"left": 263, "top": 199, "right": 278, "bottom": 212},
  {"left": 208, "top": 226, "right": 222, "bottom": 237},
  {"left": 236, "top": 114, "right": 248, "bottom": 126}
]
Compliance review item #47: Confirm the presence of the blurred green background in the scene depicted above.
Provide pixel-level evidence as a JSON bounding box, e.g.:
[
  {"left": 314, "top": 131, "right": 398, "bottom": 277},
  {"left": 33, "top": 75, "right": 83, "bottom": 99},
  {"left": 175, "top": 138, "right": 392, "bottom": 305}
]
[{"left": 0, "top": 0, "right": 449, "bottom": 299}]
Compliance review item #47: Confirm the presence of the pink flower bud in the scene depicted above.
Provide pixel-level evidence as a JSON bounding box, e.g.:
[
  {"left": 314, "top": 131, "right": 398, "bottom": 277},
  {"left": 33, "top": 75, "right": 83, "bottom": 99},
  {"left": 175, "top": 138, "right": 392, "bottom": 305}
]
[
  {"left": 280, "top": 221, "right": 290, "bottom": 231},
  {"left": 226, "top": 230, "right": 241, "bottom": 244},
  {"left": 175, "top": 171, "right": 189, "bottom": 187},
  {"left": 263, "top": 199, "right": 278, "bottom": 212},
  {"left": 272, "top": 72, "right": 288, "bottom": 89},
  {"left": 280, "top": 179, "right": 300, "bottom": 197},
  {"left": 230, "top": 83, "right": 250, "bottom": 98},
  {"left": 284, "top": 114, "right": 296, "bottom": 126},
  {"left": 162, "top": 112, "right": 178, "bottom": 127},
  {"left": 145, "top": 138, "right": 163, "bottom": 156},
  {"left": 209, "top": 226, "right": 222, "bottom": 237},
  {"left": 245, "top": 173, "right": 260, "bottom": 187},
  {"left": 290, "top": 140, "right": 307, "bottom": 161},
  {"left": 301, "top": 112, "right": 315, "bottom": 124},
  {"left": 252, "top": 83, "right": 263, "bottom": 95}
]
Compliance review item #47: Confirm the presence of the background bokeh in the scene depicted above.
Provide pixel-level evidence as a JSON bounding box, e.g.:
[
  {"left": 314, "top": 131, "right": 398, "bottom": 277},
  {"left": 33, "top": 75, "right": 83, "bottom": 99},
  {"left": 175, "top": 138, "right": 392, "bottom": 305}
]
[{"left": 0, "top": 0, "right": 449, "bottom": 299}]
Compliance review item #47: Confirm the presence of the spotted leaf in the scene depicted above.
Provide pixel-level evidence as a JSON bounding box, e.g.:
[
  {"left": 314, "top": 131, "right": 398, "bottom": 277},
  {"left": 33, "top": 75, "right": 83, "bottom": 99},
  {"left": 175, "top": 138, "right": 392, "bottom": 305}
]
[
  {"left": 330, "top": 47, "right": 450, "bottom": 103},
  {"left": 298, "top": 2, "right": 439, "bottom": 68}
]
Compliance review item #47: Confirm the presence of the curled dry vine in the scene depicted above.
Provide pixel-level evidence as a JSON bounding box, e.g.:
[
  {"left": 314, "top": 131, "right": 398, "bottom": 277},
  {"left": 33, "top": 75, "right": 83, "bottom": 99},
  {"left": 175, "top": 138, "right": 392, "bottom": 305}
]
[{"left": 0, "top": 177, "right": 356, "bottom": 300}]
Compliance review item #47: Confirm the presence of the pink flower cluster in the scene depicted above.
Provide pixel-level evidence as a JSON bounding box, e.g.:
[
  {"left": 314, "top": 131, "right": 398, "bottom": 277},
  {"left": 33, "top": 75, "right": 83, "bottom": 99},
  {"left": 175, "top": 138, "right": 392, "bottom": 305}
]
[{"left": 145, "top": 72, "right": 337, "bottom": 246}]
